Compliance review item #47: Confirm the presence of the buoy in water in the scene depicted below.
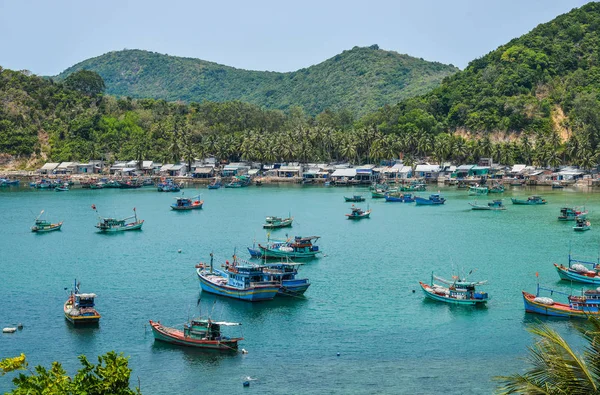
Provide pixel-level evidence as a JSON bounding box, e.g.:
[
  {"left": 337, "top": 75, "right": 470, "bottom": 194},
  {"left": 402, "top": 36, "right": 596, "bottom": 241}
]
[
  {"left": 243, "top": 381, "right": 250, "bottom": 387},
  {"left": 412, "top": 290, "right": 415, "bottom": 293},
  {"left": 17, "top": 323, "right": 23, "bottom": 329},
  {"left": 178, "top": 249, "right": 182, "bottom": 253},
  {"left": 337, "top": 352, "right": 340, "bottom": 357},
  {"left": 241, "top": 348, "right": 248, "bottom": 354}
]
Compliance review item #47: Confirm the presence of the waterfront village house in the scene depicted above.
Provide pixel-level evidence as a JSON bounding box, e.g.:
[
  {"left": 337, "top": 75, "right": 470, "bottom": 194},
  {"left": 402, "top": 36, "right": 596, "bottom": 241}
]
[
  {"left": 110, "top": 161, "right": 127, "bottom": 175},
  {"left": 87, "top": 160, "right": 105, "bottom": 174},
  {"left": 330, "top": 168, "right": 356, "bottom": 183},
  {"left": 355, "top": 164, "right": 376, "bottom": 184},
  {"left": 161, "top": 164, "right": 188, "bottom": 177},
  {"left": 222, "top": 163, "right": 250, "bottom": 177},
  {"left": 398, "top": 165, "right": 412, "bottom": 180},
  {"left": 377, "top": 166, "right": 397, "bottom": 182},
  {"left": 414, "top": 164, "right": 441, "bottom": 181},
  {"left": 193, "top": 164, "right": 215, "bottom": 179},
  {"left": 276, "top": 165, "right": 302, "bottom": 178},
  {"left": 439, "top": 164, "right": 456, "bottom": 179},
  {"left": 76, "top": 163, "right": 93, "bottom": 174},
  {"left": 556, "top": 167, "right": 585, "bottom": 182},
  {"left": 478, "top": 158, "right": 493, "bottom": 167},
  {"left": 38, "top": 162, "right": 60, "bottom": 175},
  {"left": 55, "top": 162, "right": 78, "bottom": 175},
  {"left": 508, "top": 164, "right": 527, "bottom": 179},
  {"left": 302, "top": 165, "right": 329, "bottom": 181},
  {"left": 490, "top": 164, "right": 507, "bottom": 180},
  {"left": 454, "top": 164, "right": 475, "bottom": 179},
  {"left": 140, "top": 161, "right": 154, "bottom": 175}
]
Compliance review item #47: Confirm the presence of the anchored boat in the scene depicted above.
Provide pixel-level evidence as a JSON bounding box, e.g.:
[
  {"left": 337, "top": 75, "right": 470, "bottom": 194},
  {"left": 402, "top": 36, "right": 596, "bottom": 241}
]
[
  {"left": 555, "top": 251, "right": 600, "bottom": 284},
  {"left": 64, "top": 280, "right": 100, "bottom": 325},
  {"left": 196, "top": 253, "right": 280, "bottom": 302},
  {"left": 344, "top": 195, "right": 365, "bottom": 202},
  {"left": 468, "top": 185, "right": 488, "bottom": 195},
  {"left": 419, "top": 272, "right": 488, "bottom": 305},
  {"left": 511, "top": 196, "right": 547, "bottom": 205},
  {"left": 558, "top": 206, "right": 588, "bottom": 221},
  {"left": 94, "top": 207, "right": 144, "bottom": 232},
  {"left": 574, "top": 216, "right": 591, "bottom": 232},
  {"left": 263, "top": 216, "right": 293, "bottom": 229},
  {"left": 258, "top": 236, "right": 321, "bottom": 260},
  {"left": 31, "top": 210, "right": 63, "bottom": 232},
  {"left": 469, "top": 199, "right": 506, "bottom": 211},
  {"left": 415, "top": 193, "right": 446, "bottom": 206},
  {"left": 346, "top": 205, "right": 371, "bottom": 219},
  {"left": 171, "top": 195, "right": 204, "bottom": 210},
  {"left": 149, "top": 318, "right": 243, "bottom": 351},
  {"left": 523, "top": 283, "right": 600, "bottom": 318},
  {"left": 385, "top": 192, "right": 415, "bottom": 203}
]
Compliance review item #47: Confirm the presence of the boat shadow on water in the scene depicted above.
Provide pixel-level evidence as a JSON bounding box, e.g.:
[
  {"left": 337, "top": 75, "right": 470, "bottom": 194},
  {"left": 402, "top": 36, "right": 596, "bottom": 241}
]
[
  {"left": 150, "top": 340, "right": 239, "bottom": 362},
  {"left": 420, "top": 297, "right": 489, "bottom": 316}
]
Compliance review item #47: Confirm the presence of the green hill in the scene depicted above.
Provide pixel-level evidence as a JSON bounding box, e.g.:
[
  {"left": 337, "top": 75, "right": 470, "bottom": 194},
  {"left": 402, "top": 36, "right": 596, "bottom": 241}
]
[{"left": 56, "top": 45, "right": 458, "bottom": 116}]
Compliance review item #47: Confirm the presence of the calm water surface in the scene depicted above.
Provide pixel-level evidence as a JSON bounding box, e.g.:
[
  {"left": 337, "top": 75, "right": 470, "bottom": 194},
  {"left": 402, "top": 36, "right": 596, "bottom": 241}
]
[{"left": 1, "top": 184, "right": 599, "bottom": 394}]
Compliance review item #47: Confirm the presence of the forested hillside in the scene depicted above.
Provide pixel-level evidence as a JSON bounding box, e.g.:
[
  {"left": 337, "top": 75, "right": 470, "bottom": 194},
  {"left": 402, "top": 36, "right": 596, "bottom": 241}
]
[{"left": 56, "top": 46, "right": 458, "bottom": 117}]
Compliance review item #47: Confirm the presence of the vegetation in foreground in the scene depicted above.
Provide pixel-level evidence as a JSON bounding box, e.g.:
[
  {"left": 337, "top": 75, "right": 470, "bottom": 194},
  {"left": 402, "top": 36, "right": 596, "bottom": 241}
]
[
  {"left": 496, "top": 316, "right": 600, "bottom": 394},
  {"left": 0, "top": 351, "right": 140, "bottom": 394}
]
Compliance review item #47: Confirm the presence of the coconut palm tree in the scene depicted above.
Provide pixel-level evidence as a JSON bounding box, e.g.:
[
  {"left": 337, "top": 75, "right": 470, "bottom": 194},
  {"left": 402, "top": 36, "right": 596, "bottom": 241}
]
[{"left": 496, "top": 316, "right": 600, "bottom": 394}]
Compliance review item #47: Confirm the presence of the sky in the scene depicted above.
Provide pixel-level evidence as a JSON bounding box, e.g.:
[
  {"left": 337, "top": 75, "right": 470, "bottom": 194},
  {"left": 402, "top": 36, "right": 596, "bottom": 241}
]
[{"left": 0, "top": 0, "right": 592, "bottom": 76}]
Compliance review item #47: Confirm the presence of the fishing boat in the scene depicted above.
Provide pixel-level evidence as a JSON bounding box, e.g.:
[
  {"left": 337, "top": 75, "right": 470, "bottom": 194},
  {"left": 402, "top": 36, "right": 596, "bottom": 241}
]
[
  {"left": 523, "top": 283, "right": 600, "bottom": 318},
  {"left": 467, "top": 185, "right": 488, "bottom": 195},
  {"left": 469, "top": 199, "right": 506, "bottom": 211},
  {"left": 89, "top": 182, "right": 104, "bottom": 189},
  {"left": 207, "top": 178, "right": 222, "bottom": 189},
  {"left": 574, "top": 216, "right": 591, "bottom": 232},
  {"left": 119, "top": 180, "right": 142, "bottom": 189},
  {"left": 196, "top": 253, "right": 280, "bottom": 301},
  {"left": 400, "top": 182, "right": 426, "bottom": 192},
  {"left": 260, "top": 261, "right": 311, "bottom": 296},
  {"left": 54, "top": 183, "right": 69, "bottom": 192},
  {"left": 104, "top": 180, "right": 121, "bottom": 188},
  {"left": 94, "top": 207, "right": 144, "bottom": 232},
  {"left": 511, "top": 196, "right": 547, "bottom": 205},
  {"left": 554, "top": 251, "right": 600, "bottom": 284},
  {"left": 149, "top": 318, "right": 243, "bottom": 351},
  {"left": 371, "top": 189, "right": 389, "bottom": 198},
  {"left": 31, "top": 210, "right": 63, "bottom": 232},
  {"left": 225, "top": 175, "right": 251, "bottom": 188},
  {"left": 344, "top": 195, "right": 365, "bottom": 202},
  {"left": 345, "top": 205, "right": 371, "bottom": 219},
  {"left": 171, "top": 195, "right": 204, "bottom": 211},
  {"left": 558, "top": 206, "right": 588, "bottom": 221},
  {"left": 488, "top": 184, "right": 505, "bottom": 193},
  {"left": 552, "top": 181, "right": 564, "bottom": 189},
  {"left": 263, "top": 216, "right": 293, "bottom": 229},
  {"left": 385, "top": 193, "right": 415, "bottom": 203},
  {"left": 157, "top": 180, "right": 180, "bottom": 192},
  {"left": 258, "top": 236, "right": 321, "bottom": 260},
  {"left": 415, "top": 193, "right": 446, "bottom": 205},
  {"left": 64, "top": 280, "right": 101, "bottom": 325},
  {"left": 419, "top": 272, "right": 488, "bottom": 305}
]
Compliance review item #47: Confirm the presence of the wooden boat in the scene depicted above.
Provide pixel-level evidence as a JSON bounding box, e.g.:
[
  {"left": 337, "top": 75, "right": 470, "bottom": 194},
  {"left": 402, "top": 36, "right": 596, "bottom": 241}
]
[
  {"left": 467, "top": 185, "right": 488, "bottom": 195},
  {"left": 400, "top": 183, "right": 426, "bottom": 192},
  {"left": 54, "top": 183, "right": 69, "bottom": 192},
  {"left": 371, "top": 189, "right": 389, "bottom": 198},
  {"left": 555, "top": 252, "right": 600, "bottom": 284},
  {"left": 258, "top": 236, "right": 321, "bottom": 260},
  {"left": 469, "top": 199, "right": 506, "bottom": 211},
  {"left": 558, "top": 206, "right": 588, "bottom": 221},
  {"left": 207, "top": 178, "right": 222, "bottom": 189},
  {"left": 552, "top": 181, "right": 564, "bottom": 189},
  {"left": 89, "top": 182, "right": 104, "bottom": 189},
  {"left": 171, "top": 195, "right": 204, "bottom": 210},
  {"left": 511, "top": 196, "right": 547, "bottom": 205},
  {"left": 157, "top": 181, "right": 180, "bottom": 192},
  {"left": 385, "top": 193, "right": 415, "bottom": 203},
  {"left": 488, "top": 184, "right": 505, "bottom": 193},
  {"left": 64, "top": 280, "right": 100, "bottom": 325},
  {"left": 225, "top": 175, "right": 251, "bottom": 188},
  {"left": 196, "top": 254, "right": 280, "bottom": 301},
  {"left": 415, "top": 193, "right": 446, "bottom": 205},
  {"left": 263, "top": 216, "right": 293, "bottom": 229},
  {"left": 259, "top": 261, "right": 311, "bottom": 296},
  {"left": 574, "top": 216, "right": 591, "bottom": 232},
  {"left": 523, "top": 283, "right": 600, "bottom": 318},
  {"left": 345, "top": 205, "right": 371, "bottom": 219},
  {"left": 119, "top": 181, "right": 142, "bottom": 189},
  {"left": 31, "top": 210, "right": 63, "bottom": 232},
  {"left": 94, "top": 207, "right": 144, "bottom": 232},
  {"left": 149, "top": 318, "right": 243, "bottom": 351},
  {"left": 104, "top": 180, "right": 121, "bottom": 188},
  {"left": 344, "top": 195, "right": 365, "bottom": 202},
  {"left": 419, "top": 273, "right": 488, "bottom": 305}
]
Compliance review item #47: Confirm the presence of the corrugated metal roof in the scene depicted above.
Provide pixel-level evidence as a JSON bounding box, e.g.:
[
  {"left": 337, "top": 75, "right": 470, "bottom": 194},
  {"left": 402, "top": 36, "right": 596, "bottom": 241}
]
[
  {"left": 41, "top": 163, "right": 60, "bottom": 170},
  {"left": 331, "top": 169, "right": 356, "bottom": 177},
  {"left": 415, "top": 165, "right": 440, "bottom": 172},
  {"left": 194, "top": 167, "right": 214, "bottom": 174}
]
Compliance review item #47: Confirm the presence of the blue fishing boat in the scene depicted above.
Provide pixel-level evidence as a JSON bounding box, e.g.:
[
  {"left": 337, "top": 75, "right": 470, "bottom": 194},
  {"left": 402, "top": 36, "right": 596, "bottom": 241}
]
[
  {"left": 207, "top": 177, "right": 222, "bottom": 189},
  {"left": 260, "top": 262, "right": 311, "bottom": 296},
  {"left": 574, "top": 216, "right": 591, "bottom": 232},
  {"left": 258, "top": 236, "right": 321, "bottom": 260},
  {"left": 419, "top": 272, "right": 488, "bottom": 305},
  {"left": 554, "top": 251, "right": 600, "bottom": 284},
  {"left": 511, "top": 196, "right": 547, "bottom": 205},
  {"left": 344, "top": 195, "right": 365, "bottom": 202},
  {"left": 196, "top": 254, "right": 280, "bottom": 302},
  {"left": 171, "top": 195, "right": 204, "bottom": 211},
  {"left": 558, "top": 206, "right": 588, "bottom": 221},
  {"left": 157, "top": 179, "right": 181, "bottom": 192},
  {"left": 384, "top": 193, "right": 415, "bottom": 203},
  {"left": 469, "top": 199, "right": 506, "bottom": 211},
  {"left": 64, "top": 280, "right": 101, "bottom": 325},
  {"left": 523, "top": 283, "right": 600, "bottom": 318},
  {"left": 415, "top": 193, "right": 446, "bottom": 205}
]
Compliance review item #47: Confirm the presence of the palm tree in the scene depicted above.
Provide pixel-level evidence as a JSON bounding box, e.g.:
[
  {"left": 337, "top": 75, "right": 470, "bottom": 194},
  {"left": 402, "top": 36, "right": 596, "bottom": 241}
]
[{"left": 496, "top": 316, "right": 600, "bottom": 394}]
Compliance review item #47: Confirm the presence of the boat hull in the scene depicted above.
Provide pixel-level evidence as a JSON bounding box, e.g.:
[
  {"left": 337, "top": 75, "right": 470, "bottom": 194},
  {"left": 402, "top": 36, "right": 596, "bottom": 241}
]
[
  {"left": 32, "top": 222, "right": 63, "bottom": 232},
  {"left": 64, "top": 302, "right": 100, "bottom": 325},
  {"left": 197, "top": 270, "right": 279, "bottom": 301},
  {"left": 522, "top": 291, "right": 596, "bottom": 318},
  {"left": 346, "top": 213, "right": 370, "bottom": 219},
  {"left": 419, "top": 282, "right": 486, "bottom": 305},
  {"left": 149, "top": 321, "right": 241, "bottom": 351},
  {"left": 263, "top": 219, "right": 293, "bottom": 228},
  {"left": 344, "top": 197, "right": 365, "bottom": 202},
  {"left": 279, "top": 280, "right": 311, "bottom": 296},
  {"left": 555, "top": 264, "right": 600, "bottom": 284},
  {"left": 415, "top": 198, "right": 445, "bottom": 206},
  {"left": 96, "top": 221, "right": 144, "bottom": 232},
  {"left": 258, "top": 247, "right": 320, "bottom": 260},
  {"left": 511, "top": 198, "right": 547, "bottom": 205},
  {"left": 171, "top": 203, "right": 203, "bottom": 211}
]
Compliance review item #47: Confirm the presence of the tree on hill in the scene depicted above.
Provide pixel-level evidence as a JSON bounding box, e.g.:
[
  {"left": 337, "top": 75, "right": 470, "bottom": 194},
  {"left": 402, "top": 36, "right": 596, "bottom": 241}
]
[
  {"left": 63, "top": 69, "right": 106, "bottom": 97},
  {"left": 0, "top": 351, "right": 141, "bottom": 395}
]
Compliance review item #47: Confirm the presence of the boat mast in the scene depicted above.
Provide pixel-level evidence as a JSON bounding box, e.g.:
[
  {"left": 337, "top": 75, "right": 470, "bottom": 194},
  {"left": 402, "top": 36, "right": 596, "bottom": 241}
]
[{"left": 210, "top": 252, "right": 213, "bottom": 274}]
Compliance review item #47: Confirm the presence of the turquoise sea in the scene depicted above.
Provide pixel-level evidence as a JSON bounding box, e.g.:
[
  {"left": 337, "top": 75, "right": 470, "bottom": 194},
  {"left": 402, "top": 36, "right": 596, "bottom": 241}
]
[{"left": 0, "top": 184, "right": 599, "bottom": 394}]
